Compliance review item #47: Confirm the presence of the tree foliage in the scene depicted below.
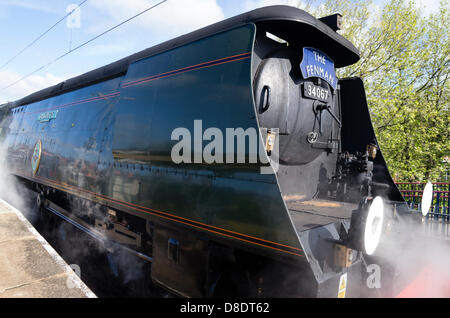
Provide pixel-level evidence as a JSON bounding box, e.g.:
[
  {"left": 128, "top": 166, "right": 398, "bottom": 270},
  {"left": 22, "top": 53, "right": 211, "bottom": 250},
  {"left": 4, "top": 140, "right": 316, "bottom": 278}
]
[{"left": 301, "top": 0, "right": 449, "bottom": 181}]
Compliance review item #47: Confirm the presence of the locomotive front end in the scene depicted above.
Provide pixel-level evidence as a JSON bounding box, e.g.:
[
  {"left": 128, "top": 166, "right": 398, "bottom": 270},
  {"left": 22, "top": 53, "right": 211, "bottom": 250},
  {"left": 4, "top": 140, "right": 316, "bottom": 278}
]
[{"left": 250, "top": 8, "right": 409, "bottom": 297}]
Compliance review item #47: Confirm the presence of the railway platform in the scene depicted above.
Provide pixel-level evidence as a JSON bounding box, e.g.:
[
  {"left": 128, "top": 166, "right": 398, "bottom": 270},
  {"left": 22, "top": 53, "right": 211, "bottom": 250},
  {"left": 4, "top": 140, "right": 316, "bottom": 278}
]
[{"left": 0, "top": 198, "right": 95, "bottom": 298}]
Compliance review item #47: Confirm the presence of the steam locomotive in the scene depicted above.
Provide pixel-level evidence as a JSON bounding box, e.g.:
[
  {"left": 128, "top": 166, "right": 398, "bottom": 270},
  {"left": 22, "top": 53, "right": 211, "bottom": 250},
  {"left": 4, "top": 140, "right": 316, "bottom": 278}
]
[{"left": 0, "top": 6, "right": 426, "bottom": 297}]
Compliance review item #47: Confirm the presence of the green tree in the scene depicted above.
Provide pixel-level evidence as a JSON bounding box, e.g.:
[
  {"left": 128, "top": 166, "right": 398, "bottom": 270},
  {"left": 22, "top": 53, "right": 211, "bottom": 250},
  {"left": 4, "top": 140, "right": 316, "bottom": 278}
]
[{"left": 302, "top": 0, "right": 450, "bottom": 181}]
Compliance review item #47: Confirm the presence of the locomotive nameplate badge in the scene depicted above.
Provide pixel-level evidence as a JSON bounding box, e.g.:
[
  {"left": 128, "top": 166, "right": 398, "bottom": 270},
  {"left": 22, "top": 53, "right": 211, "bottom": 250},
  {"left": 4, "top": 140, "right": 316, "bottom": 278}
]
[
  {"left": 31, "top": 140, "right": 42, "bottom": 175},
  {"left": 37, "top": 110, "right": 58, "bottom": 123},
  {"left": 300, "top": 47, "right": 337, "bottom": 90}
]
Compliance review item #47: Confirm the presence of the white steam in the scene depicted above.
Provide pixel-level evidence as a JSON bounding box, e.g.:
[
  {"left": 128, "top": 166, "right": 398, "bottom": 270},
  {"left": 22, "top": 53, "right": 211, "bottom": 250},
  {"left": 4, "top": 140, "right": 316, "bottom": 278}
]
[{"left": 374, "top": 211, "right": 450, "bottom": 297}]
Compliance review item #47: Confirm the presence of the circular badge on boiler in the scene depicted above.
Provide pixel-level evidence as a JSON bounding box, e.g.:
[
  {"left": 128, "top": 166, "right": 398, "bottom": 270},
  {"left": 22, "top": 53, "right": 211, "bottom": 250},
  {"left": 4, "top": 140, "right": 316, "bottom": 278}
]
[{"left": 31, "top": 140, "right": 42, "bottom": 175}]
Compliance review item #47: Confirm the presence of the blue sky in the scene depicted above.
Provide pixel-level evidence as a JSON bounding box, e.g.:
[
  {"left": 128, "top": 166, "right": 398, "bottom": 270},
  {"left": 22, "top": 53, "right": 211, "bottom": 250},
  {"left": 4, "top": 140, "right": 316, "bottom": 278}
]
[{"left": 0, "top": 0, "right": 443, "bottom": 103}]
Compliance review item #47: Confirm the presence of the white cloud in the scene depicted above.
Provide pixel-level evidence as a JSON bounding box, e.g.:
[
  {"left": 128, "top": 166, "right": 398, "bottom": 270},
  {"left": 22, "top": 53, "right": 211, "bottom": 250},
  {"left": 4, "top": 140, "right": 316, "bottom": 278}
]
[
  {"left": 0, "top": 0, "right": 59, "bottom": 14},
  {"left": 0, "top": 70, "right": 66, "bottom": 104},
  {"left": 89, "top": 0, "right": 225, "bottom": 38}
]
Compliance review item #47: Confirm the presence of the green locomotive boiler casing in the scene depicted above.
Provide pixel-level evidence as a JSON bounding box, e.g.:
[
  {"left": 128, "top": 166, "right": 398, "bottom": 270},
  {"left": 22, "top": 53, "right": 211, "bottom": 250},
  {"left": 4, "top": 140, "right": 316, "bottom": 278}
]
[{"left": 0, "top": 6, "right": 407, "bottom": 297}]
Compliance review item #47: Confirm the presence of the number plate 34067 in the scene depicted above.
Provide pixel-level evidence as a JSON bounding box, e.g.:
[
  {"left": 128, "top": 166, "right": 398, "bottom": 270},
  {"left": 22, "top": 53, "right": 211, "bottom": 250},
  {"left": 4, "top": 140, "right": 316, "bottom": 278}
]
[{"left": 303, "top": 82, "right": 330, "bottom": 102}]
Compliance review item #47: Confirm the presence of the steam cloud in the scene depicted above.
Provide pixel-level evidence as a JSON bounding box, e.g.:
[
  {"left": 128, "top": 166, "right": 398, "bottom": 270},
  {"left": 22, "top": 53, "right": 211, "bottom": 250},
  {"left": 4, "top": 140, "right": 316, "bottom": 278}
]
[
  {"left": 0, "top": 142, "right": 147, "bottom": 296},
  {"left": 373, "top": 209, "right": 450, "bottom": 297},
  {"left": 0, "top": 144, "right": 35, "bottom": 219}
]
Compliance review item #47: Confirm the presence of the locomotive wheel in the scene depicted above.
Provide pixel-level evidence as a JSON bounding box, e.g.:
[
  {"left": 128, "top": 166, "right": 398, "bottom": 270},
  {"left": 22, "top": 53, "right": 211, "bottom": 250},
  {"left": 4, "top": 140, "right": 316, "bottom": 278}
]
[
  {"left": 32, "top": 193, "right": 45, "bottom": 227},
  {"left": 36, "top": 193, "right": 44, "bottom": 208}
]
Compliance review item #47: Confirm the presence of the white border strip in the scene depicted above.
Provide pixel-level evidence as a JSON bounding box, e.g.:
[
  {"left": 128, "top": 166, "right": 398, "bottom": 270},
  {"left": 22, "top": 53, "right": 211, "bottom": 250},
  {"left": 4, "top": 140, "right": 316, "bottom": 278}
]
[{"left": 0, "top": 198, "right": 97, "bottom": 298}]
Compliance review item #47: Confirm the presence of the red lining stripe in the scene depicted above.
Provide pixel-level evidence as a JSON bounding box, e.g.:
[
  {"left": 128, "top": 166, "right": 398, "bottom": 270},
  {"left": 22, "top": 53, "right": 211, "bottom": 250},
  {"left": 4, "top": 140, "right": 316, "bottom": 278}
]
[
  {"left": 43, "top": 174, "right": 302, "bottom": 254},
  {"left": 18, "top": 52, "right": 251, "bottom": 117},
  {"left": 122, "top": 52, "right": 252, "bottom": 88},
  {"left": 24, "top": 92, "right": 120, "bottom": 116},
  {"left": 15, "top": 169, "right": 302, "bottom": 256},
  {"left": 122, "top": 53, "right": 252, "bottom": 88},
  {"left": 125, "top": 56, "right": 251, "bottom": 88}
]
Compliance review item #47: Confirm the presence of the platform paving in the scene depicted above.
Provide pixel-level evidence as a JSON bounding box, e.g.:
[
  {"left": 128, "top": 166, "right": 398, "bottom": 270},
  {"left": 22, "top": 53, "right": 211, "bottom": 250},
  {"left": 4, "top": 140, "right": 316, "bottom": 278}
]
[{"left": 0, "top": 199, "right": 96, "bottom": 298}]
